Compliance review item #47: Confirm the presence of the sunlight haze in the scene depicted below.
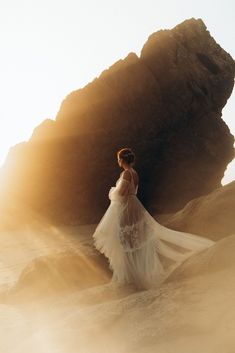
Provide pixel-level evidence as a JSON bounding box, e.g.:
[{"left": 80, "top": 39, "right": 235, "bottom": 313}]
[{"left": 0, "top": 0, "right": 234, "bottom": 183}]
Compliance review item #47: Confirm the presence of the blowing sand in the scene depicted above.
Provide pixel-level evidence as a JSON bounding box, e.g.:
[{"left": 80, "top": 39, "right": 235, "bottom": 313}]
[{"left": 0, "top": 225, "right": 235, "bottom": 353}]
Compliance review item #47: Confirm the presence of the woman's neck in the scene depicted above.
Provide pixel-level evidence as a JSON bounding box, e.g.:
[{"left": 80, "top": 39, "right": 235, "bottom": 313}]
[{"left": 123, "top": 166, "right": 132, "bottom": 171}]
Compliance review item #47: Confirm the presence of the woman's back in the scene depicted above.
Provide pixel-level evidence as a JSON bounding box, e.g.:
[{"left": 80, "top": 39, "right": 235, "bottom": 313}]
[{"left": 129, "top": 168, "right": 139, "bottom": 190}]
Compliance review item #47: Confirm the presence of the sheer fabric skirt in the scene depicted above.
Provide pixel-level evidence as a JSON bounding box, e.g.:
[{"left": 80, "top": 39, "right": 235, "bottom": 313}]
[{"left": 92, "top": 195, "right": 215, "bottom": 290}]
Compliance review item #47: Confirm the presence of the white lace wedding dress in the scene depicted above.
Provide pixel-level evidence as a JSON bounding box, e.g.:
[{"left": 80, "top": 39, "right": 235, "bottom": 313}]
[{"left": 92, "top": 169, "right": 215, "bottom": 290}]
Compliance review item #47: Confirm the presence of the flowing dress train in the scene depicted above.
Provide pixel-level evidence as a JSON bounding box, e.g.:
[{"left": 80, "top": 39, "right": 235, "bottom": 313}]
[{"left": 92, "top": 169, "right": 215, "bottom": 290}]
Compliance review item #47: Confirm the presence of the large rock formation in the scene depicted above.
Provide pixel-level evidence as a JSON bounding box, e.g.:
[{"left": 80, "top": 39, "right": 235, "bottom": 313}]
[{"left": 0, "top": 18, "right": 234, "bottom": 226}]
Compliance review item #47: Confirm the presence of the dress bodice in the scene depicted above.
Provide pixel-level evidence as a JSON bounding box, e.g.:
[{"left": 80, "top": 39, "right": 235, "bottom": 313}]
[{"left": 116, "top": 169, "right": 138, "bottom": 195}]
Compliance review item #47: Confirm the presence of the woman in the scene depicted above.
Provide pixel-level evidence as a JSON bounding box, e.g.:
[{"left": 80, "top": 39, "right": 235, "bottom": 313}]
[{"left": 92, "top": 148, "right": 215, "bottom": 290}]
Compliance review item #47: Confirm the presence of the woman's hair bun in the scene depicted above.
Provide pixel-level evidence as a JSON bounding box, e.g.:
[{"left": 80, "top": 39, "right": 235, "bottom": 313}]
[{"left": 117, "top": 147, "right": 135, "bottom": 165}]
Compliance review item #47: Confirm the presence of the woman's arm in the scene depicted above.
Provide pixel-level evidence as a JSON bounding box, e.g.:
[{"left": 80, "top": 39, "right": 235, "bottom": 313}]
[{"left": 108, "top": 170, "right": 131, "bottom": 200}]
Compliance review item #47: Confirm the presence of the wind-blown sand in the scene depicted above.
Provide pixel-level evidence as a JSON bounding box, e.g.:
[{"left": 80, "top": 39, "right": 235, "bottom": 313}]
[{"left": 0, "top": 225, "right": 235, "bottom": 353}]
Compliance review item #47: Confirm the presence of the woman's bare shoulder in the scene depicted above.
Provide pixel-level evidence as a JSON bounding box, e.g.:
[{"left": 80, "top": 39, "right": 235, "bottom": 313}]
[
  {"left": 122, "top": 169, "right": 132, "bottom": 182},
  {"left": 120, "top": 168, "right": 139, "bottom": 181}
]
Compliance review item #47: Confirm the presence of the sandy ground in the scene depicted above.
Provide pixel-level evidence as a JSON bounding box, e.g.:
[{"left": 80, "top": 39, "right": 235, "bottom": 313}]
[{"left": 0, "top": 225, "right": 235, "bottom": 353}]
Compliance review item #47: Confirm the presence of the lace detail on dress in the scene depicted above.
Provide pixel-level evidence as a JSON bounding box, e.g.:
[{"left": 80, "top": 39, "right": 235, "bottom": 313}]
[{"left": 119, "top": 222, "right": 149, "bottom": 252}]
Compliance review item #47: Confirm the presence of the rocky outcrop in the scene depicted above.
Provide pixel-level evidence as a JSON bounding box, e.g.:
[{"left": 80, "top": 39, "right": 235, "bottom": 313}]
[
  {"left": 0, "top": 18, "right": 234, "bottom": 226},
  {"left": 1, "top": 249, "right": 111, "bottom": 302},
  {"left": 162, "top": 180, "right": 235, "bottom": 241}
]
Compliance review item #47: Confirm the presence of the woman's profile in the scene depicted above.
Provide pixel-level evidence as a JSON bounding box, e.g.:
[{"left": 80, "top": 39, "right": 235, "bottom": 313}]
[{"left": 92, "top": 147, "right": 215, "bottom": 290}]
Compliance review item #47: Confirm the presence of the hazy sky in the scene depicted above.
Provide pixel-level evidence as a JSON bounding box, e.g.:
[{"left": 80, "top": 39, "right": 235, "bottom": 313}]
[{"left": 0, "top": 0, "right": 234, "bottom": 183}]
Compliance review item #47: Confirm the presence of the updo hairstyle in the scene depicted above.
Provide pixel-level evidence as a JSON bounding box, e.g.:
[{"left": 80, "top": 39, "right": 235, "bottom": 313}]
[{"left": 117, "top": 148, "right": 135, "bottom": 165}]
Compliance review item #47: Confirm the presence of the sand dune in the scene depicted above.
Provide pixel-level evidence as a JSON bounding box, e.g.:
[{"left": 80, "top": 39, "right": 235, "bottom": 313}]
[
  {"left": 0, "top": 227, "right": 235, "bottom": 353},
  {"left": 163, "top": 180, "right": 235, "bottom": 240}
]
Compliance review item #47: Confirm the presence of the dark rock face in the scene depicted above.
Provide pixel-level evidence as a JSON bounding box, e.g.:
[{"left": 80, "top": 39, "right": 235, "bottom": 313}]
[{"left": 0, "top": 18, "right": 234, "bottom": 226}]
